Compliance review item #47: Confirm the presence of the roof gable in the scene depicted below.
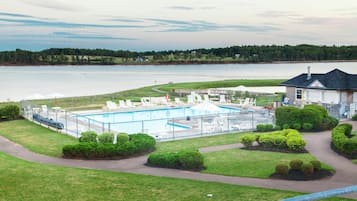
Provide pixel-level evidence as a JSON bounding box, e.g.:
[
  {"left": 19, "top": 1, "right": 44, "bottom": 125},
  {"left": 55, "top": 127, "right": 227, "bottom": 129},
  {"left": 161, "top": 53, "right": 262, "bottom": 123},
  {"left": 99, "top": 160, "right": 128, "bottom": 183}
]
[
  {"left": 280, "top": 68, "right": 356, "bottom": 90},
  {"left": 308, "top": 80, "right": 325, "bottom": 88}
]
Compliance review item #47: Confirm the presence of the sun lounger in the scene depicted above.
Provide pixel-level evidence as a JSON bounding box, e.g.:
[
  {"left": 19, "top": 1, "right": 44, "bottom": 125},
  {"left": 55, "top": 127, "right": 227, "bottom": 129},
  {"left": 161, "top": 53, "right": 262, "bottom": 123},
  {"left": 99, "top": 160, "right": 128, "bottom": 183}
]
[
  {"left": 106, "top": 101, "right": 118, "bottom": 110},
  {"left": 119, "top": 100, "right": 127, "bottom": 108},
  {"left": 219, "top": 95, "right": 226, "bottom": 103},
  {"left": 175, "top": 98, "right": 183, "bottom": 105},
  {"left": 196, "top": 95, "right": 203, "bottom": 103},
  {"left": 187, "top": 95, "right": 195, "bottom": 104},
  {"left": 126, "top": 100, "right": 135, "bottom": 107},
  {"left": 204, "top": 94, "right": 210, "bottom": 102}
]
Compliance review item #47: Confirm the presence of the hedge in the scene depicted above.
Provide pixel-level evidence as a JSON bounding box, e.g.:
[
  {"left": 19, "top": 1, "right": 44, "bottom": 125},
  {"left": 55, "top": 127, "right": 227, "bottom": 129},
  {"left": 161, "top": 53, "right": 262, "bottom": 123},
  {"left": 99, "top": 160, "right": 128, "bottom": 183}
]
[
  {"left": 331, "top": 123, "right": 356, "bottom": 157},
  {"left": 275, "top": 104, "right": 338, "bottom": 131},
  {"left": 353, "top": 114, "right": 357, "bottom": 121},
  {"left": 147, "top": 150, "right": 204, "bottom": 171},
  {"left": 0, "top": 104, "right": 20, "bottom": 120},
  {"left": 79, "top": 131, "right": 98, "bottom": 143},
  {"left": 63, "top": 133, "right": 156, "bottom": 159},
  {"left": 98, "top": 132, "right": 114, "bottom": 143},
  {"left": 241, "top": 134, "right": 257, "bottom": 147},
  {"left": 256, "top": 124, "right": 274, "bottom": 132},
  {"left": 257, "top": 129, "right": 306, "bottom": 151}
]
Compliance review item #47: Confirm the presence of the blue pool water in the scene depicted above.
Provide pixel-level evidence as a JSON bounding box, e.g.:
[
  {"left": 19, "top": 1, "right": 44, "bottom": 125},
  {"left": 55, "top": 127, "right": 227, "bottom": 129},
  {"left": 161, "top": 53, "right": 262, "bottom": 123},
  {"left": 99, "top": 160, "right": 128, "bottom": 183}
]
[{"left": 78, "top": 106, "right": 240, "bottom": 134}]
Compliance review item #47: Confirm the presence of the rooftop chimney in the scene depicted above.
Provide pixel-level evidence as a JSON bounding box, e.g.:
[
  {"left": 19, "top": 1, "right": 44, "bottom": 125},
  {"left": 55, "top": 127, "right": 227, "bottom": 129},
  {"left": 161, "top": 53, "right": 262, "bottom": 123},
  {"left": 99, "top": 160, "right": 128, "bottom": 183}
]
[{"left": 307, "top": 66, "right": 311, "bottom": 80}]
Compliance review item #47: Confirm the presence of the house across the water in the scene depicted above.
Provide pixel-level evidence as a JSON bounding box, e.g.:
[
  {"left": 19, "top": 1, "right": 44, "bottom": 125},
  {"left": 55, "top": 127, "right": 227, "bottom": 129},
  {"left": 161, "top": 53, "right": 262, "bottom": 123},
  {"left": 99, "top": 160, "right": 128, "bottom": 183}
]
[{"left": 280, "top": 67, "right": 357, "bottom": 118}]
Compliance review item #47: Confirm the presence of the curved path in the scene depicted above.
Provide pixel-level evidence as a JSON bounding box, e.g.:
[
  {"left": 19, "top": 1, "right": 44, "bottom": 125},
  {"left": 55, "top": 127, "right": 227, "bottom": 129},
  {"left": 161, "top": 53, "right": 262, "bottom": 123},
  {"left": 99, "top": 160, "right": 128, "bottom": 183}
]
[{"left": 1, "top": 123, "right": 357, "bottom": 199}]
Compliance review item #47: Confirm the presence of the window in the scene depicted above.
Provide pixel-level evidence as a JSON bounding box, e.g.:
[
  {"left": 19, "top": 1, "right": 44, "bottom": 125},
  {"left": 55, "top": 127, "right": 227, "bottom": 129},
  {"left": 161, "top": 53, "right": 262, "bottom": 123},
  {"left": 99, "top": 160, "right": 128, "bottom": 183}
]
[{"left": 296, "top": 89, "right": 302, "bottom": 100}]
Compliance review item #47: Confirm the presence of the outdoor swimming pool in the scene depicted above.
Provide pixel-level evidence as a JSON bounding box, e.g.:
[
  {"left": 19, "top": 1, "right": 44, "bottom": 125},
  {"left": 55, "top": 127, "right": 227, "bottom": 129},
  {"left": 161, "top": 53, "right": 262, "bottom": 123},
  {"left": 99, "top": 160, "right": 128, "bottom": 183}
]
[{"left": 77, "top": 106, "right": 241, "bottom": 135}]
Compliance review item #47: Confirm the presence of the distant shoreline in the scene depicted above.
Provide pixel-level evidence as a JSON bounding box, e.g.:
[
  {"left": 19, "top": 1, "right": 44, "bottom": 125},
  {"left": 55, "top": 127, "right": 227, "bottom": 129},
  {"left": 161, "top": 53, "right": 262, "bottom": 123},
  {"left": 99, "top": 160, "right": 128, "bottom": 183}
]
[{"left": 1, "top": 59, "right": 357, "bottom": 67}]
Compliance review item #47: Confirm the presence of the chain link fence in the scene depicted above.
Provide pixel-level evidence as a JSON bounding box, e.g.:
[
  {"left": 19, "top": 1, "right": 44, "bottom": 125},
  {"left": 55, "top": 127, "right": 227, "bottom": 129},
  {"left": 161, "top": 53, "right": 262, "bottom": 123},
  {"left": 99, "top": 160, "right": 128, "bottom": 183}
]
[{"left": 21, "top": 100, "right": 274, "bottom": 141}]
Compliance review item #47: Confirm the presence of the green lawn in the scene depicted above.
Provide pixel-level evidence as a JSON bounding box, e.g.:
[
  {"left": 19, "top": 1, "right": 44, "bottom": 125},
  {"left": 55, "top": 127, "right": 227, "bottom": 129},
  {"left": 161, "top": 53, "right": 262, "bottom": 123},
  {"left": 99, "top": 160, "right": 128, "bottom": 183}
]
[
  {"left": 202, "top": 149, "right": 334, "bottom": 178},
  {"left": 155, "top": 132, "right": 248, "bottom": 153},
  {"left": 0, "top": 152, "right": 351, "bottom": 201},
  {"left": 31, "top": 79, "right": 284, "bottom": 110},
  {"left": 0, "top": 120, "right": 77, "bottom": 157}
]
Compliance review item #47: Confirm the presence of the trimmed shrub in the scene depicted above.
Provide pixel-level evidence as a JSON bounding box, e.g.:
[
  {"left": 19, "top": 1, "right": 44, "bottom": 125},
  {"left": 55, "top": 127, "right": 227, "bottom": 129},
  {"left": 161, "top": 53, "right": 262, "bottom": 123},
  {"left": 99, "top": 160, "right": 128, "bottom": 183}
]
[
  {"left": 0, "top": 104, "right": 20, "bottom": 120},
  {"left": 63, "top": 133, "right": 156, "bottom": 159},
  {"left": 117, "top": 133, "right": 129, "bottom": 144},
  {"left": 147, "top": 150, "right": 204, "bottom": 170},
  {"left": 353, "top": 114, "right": 357, "bottom": 121},
  {"left": 98, "top": 132, "right": 114, "bottom": 143},
  {"left": 287, "top": 136, "right": 306, "bottom": 151},
  {"left": 129, "top": 133, "right": 156, "bottom": 153},
  {"left": 332, "top": 123, "right": 357, "bottom": 157},
  {"left": 274, "top": 125, "right": 281, "bottom": 131},
  {"left": 290, "top": 159, "right": 303, "bottom": 170},
  {"left": 292, "top": 123, "right": 301, "bottom": 130},
  {"left": 302, "top": 123, "right": 313, "bottom": 131},
  {"left": 310, "top": 160, "right": 322, "bottom": 171},
  {"left": 178, "top": 150, "right": 204, "bottom": 170},
  {"left": 275, "top": 164, "right": 289, "bottom": 176},
  {"left": 241, "top": 135, "right": 257, "bottom": 147},
  {"left": 301, "top": 163, "right": 314, "bottom": 176},
  {"left": 79, "top": 131, "right": 97, "bottom": 143},
  {"left": 147, "top": 152, "right": 180, "bottom": 168},
  {"left": 256, "top": 124, "right": 274, "bottom": 132},
  {"left": 275, "top": 106, "right": 301, "bottom": 128},
  {"left": 283, "top": 124, "right": 290, "bottom": 129}
]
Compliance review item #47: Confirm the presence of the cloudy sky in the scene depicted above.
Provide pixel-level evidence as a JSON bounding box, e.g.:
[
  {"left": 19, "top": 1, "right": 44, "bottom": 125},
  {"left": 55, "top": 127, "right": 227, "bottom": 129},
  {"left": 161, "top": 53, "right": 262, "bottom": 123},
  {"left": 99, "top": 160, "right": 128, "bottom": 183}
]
[{"left": 1, "top": 0, "right": 357, "bottom": 51}]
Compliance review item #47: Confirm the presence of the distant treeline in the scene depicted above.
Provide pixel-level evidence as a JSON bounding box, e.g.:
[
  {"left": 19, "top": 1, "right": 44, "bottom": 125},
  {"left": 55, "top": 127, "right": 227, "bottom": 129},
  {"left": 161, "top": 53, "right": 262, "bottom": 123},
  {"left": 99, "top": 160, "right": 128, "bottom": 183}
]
[{"left": 1, "top": 45, "right": 357, "bottom": 65}]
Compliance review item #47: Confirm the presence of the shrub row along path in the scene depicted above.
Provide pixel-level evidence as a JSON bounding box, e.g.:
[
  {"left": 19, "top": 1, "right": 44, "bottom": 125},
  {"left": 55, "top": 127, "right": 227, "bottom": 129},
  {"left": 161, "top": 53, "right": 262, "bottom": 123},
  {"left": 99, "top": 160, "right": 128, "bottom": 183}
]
[{"left": 1, "top": 121, "right": 357, "bottom": 199}]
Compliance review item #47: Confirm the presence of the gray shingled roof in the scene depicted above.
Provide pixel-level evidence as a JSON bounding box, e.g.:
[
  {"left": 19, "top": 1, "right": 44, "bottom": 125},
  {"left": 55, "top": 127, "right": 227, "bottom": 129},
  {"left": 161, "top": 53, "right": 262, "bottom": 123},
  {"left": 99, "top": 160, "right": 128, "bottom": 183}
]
[{"left": 280, "top": 69, "right": 357, "bottom": 90}]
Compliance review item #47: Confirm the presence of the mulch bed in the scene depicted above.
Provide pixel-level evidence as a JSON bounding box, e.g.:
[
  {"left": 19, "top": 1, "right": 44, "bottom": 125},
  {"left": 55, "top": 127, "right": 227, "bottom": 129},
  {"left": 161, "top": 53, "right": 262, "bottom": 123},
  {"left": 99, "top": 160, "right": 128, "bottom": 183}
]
[
  {"left": 241, "top": 146, "right": 308, "bottom": 154},
  {"left": 271, "top": 169, "right": 334, "bottom": 181}
]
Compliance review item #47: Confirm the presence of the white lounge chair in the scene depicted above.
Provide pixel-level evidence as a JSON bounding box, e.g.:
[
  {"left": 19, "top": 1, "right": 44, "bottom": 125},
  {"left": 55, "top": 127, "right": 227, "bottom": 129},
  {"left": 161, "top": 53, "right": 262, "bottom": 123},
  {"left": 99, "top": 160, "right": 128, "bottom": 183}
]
[
  {"left": 126, "top": 100, "right": 135, "bottom": 107},
  {"left": 41, "top": 105, "right": 48, "bottom": 115},
  {"left": 187, "top": 95, "right": 195, "bottom": 104},
  {"left": 204, "top": 94, "right": 210, "bottom": 102},
  {"left": 242, "top": 98, "right": 250, "bottom": 106},
  {"left": 175, "top": 97, "right": 183, "bottom": 105},
  {"left": 119, "top": 100, "right": 127, "bottom": 108},
  {"left": 196, "top": 95, "right": 203, "bottom": 103},
  {"left": 219, "top": 95, "right": 226, "bottom": 103},
  {"left": 250, "top": 98, "right": 256, "bottom": 106},
  {"left": 141, "top": 97, "right": 151, "bottom": 106},
  {"left": 106, "top": 101, "right": 118, "bottom": 110}
]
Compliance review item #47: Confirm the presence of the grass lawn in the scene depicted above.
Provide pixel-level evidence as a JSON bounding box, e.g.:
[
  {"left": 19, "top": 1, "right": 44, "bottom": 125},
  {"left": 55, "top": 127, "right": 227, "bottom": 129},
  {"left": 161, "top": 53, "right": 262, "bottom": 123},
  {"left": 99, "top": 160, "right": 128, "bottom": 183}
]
[
  {"left": 0, "top": 152, "right": 351, "bottom": 201},
  {"left": 0, "top": 120, "right": 77, "bottom": 157},
  {"left": 31, "top": 79, "right": 284, "bottom": 110},
  {"left": 155, "top": 132, "right": 248, "bottom": 153},
  {"left": 202, "top": 149, "right": 334, "bottom": 178}
]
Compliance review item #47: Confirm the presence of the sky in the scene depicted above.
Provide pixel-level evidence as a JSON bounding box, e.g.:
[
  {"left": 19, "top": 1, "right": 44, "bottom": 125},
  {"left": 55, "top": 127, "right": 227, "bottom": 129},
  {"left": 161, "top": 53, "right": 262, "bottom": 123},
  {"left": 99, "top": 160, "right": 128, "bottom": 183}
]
[{"left": 1, "top": 0, "right": 357, "bottom": 51}]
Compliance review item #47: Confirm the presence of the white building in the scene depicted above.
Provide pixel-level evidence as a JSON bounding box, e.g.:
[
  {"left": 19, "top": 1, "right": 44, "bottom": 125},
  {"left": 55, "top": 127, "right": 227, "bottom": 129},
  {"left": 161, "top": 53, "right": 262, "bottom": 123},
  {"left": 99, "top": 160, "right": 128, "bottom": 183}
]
[{"left": 280, "top": 68, "right": 357, "bottom": 118}]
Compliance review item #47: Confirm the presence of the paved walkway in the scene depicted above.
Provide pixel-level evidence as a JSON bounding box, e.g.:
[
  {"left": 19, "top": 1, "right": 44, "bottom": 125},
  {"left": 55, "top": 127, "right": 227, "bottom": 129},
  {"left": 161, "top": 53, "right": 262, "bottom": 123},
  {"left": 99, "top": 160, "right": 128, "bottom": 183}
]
[{"left": 1, "top": 123, "right": 357, "bottom": 199}]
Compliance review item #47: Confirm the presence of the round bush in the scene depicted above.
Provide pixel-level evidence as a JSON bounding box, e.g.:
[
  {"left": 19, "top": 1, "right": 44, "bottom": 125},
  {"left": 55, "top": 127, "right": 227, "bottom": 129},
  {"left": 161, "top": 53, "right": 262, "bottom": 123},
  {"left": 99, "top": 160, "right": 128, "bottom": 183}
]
[
  {"left": 287, "top": 137, "right": 306, "bottom": 151},
  {"left": 274, "top": 125, "right": 282, "bottom": 131},
  {"left": 117, "top": 132, "right": 129, "bottom": 144},
  {"left": 147, "top": 152, "right": 180, "bottom": 168},
  {"left": 0, "top": 104, "right": 20, "bottom": 120},
  {"left": 79, "top": 131, "right": 98, "bottom": 143},
  {"left": 283, "top": 124, "right": 290, "bottom": 129},
  {"left": 292, "top": 123, "right": 301, "bottom": 130},
  {"left": 98, "top": 132, "right": 114, "bottom": 143},
  {"left": 353, "top": 114, "right": 357, "bottom": 121},
  {"left": 178, "top": 150, "right": 204, "bottom": 170},
  {"left": 310, "top": 160, "right": 322, "bottom": 170},
  {"left": 302, "top": 123, "right": 313, "bottom": 131},
  {"left": 241, "top": 135, "right": 256, "bottom": 147},
  {"left": 290, "top": 159, "right": 303, "bottom": 170},
  {"left": 275, "top": 163, "right": 289, "bottom": 176},
  {"left": 301, "top": 163, "right": 314, "bottom": 176}
]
